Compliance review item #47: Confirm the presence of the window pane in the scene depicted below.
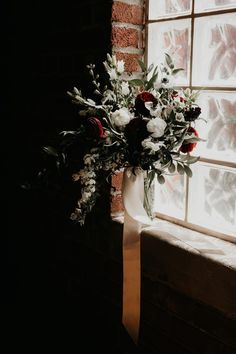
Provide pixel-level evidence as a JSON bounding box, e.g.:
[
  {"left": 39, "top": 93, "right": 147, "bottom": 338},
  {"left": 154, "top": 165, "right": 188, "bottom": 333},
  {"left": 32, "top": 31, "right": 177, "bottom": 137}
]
[
  {"left": 154, "top": 174, "right": 186, "bottom": 219},
  {"left": 188, "top": 164, "right": 236, "bottom": 237},
  {"left": 148, "top": 19, "right": 191, "bottom": 85},
  {"left": 192, "top": 13, "right": 236, "bottom": 87},
  {"left": 195, "top": 0, "right": 236, "bottom": 12},
  {"left": 149, "top": 0, "right": 192, "bottom": 19},
  {"left": 194, "top": 91, "right": 236, "bottom": 163}
]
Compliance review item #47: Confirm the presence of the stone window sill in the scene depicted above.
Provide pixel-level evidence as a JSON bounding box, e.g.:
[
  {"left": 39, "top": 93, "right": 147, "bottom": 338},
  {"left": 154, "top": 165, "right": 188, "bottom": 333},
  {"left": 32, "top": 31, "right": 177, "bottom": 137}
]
[{"left": 112, "top": 215, "right": 236, "bottom": 319}]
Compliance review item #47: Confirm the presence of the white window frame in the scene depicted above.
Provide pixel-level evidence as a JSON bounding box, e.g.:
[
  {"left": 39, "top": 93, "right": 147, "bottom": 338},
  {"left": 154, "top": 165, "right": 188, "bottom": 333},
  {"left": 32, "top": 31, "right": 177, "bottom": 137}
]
[{"left": 145, "top": 0, "right": 236, "bottom": 243}]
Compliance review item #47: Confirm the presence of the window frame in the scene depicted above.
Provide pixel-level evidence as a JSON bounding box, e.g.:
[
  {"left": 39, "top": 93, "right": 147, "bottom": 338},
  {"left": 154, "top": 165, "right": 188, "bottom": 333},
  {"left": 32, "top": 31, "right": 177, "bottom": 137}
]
[{"left": 145, "top": 0, "right": 236, "bottom": 242}]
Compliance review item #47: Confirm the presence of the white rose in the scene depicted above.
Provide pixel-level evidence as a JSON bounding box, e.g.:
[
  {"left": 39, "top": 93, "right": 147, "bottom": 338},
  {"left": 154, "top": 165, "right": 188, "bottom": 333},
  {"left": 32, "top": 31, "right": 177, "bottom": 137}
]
[
  {"left": 121, "top": 81, "right": 130, "bottom": 96},
  {"left": 147, "top": 118, "right": 167, "bottom": 138},
  {"left": 111, "top": 108, "right": 131, "bottom": 127}
]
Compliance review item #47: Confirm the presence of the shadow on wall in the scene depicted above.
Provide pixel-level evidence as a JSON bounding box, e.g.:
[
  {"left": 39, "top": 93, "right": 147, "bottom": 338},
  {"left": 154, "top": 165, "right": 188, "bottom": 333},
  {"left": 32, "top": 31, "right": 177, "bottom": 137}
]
[{"left": 7, "top": 2, "right": 141, "bottom": 353}]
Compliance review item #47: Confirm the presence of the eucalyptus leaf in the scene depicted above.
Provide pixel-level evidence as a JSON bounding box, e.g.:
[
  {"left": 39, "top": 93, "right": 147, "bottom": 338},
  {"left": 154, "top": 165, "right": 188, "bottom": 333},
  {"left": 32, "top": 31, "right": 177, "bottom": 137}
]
[
  {"left": 184, "top": 165, "right": 193, "bottom": 177},
  {"left": 157, "top": 174, "right": 165, "bottom": 184},
  {"left": 177, "top": 163, "right": 185, "bottom": 175},
  {"left": 168, "top": 163, "right": 176, "bottom": 173},
  {"left": 172, "top": 68, "right": 184, "bottom": 75},
  {"left": 184, "top": 137, "right": 206, "bottom": 143},
  {"left": 185, "top": 155, "right": 200, "bottom": 164}
]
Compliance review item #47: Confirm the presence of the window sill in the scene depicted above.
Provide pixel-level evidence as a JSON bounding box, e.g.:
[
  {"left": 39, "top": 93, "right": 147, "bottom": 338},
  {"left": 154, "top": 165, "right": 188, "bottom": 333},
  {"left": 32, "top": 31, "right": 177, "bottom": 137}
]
[{"left": 112, "top": 214, "right": 236, "bottom": 319}]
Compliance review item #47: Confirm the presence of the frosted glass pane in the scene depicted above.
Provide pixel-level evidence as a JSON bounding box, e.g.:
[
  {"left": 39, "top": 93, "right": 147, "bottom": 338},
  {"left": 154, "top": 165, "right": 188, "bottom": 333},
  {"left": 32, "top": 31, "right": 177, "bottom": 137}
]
[
  {"left": 189, "top": 164, "right": 236, "bottom": 237},
  {"left": 194, "top": 91, "right": 236, "bottom": 163},
  {"left": 195, "top": 0, "right": 236, "bottom": 12},
  {"left": 154, "top": 174, "right": 185, "bottom": 219},
  {"left": 192, "top": 13, "right": 236, "bottom": 87},
  {"left": 148, "top": 19, "right": 191, "bottom": 86},
  {"left": 149, "top": 0, "right": 192, "bottom": 19}
]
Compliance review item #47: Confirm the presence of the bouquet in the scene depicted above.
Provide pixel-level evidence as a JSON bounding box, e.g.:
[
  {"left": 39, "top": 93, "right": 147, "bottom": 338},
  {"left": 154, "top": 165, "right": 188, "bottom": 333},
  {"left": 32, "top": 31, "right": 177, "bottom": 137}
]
[{"left": 42, "top": 53, "right": 203, "bottom": 225}]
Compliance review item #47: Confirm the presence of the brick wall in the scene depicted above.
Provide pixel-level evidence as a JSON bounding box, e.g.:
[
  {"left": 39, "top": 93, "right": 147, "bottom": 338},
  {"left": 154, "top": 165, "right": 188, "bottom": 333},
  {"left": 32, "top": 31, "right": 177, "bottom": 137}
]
[{"left": 111, "top": 0, "right": 145, "bottom": 214}]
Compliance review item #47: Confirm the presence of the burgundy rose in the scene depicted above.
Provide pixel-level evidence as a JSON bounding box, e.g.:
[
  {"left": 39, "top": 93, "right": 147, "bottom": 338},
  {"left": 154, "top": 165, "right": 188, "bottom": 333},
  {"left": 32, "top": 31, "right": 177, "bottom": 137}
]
[
  {"left": 124, "top": 117, "right": 149, "bottom": 165},
  {"left": 125, "top": 117, "right": 149, "bottom": 150},
  {"left": 180, "top": 127, "right": 198, "bottom": 153},
  {"left": 184, "top": 107, "right": 201, "bottom": 121},
  {"left": 86, "top": 117, "right": 105, "bottom": 138},
  {"left": 135, "top": 91, "right": 157, "bottom": 116}
]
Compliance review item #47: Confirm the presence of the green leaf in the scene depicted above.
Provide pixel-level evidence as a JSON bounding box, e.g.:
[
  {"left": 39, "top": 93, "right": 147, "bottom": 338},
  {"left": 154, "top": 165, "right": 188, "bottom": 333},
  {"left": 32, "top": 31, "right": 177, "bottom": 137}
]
[
  {"left": 184, "top": 165, "right": 193, "bottom": 177},
  {"left": 168, "top": 163, "right": 176, "bottom": 173},
  {"left": 137, "top": 59, "right": 146, "bottom": 72},
  {"left": 184, "top": 137, "right": 206, "bottom": 143},
  {"left": 147, "top": 63, "right": 154, "bottom": 74},
  {"left": 177, "top": 163, "right": 185, "bottom": 175},
  {"left": 147, "top": 170, "right": 156, "bottom": 187},
  {"left": 129, "top": 79, "right": 144, "bottom": 87},
  {"left": 152, "top": 65, "right": 158, "bottom": 77},
  {"left": 165, "top": 53, "right": 173, "bottom": 67},
  {"left": 172, "top": 68, "right": 184, "bottom": 75},
  {"left": 157, "top": 174, "right": 165, "bottom": 184},
  {"left": 43, "top": 146, "right": 58, "bottom": 157},
  {"left": 146, "top": 73, "right": 158, "bottom": 90},
  {"left": 185, "top": 155, "right": 200, "bottom": 164}
]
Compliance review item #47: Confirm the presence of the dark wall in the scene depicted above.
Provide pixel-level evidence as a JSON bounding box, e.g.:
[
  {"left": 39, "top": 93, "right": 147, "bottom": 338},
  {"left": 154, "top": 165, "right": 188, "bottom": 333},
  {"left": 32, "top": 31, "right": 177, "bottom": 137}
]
[{"left": 7, "top": 2, "right": 136, "bottom": 353}]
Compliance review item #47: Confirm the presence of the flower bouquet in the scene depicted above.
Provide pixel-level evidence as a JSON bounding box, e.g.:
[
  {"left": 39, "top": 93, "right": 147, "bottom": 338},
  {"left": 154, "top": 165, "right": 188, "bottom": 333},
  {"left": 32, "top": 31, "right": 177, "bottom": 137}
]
[{"left": 42, "top": 53, "right": 203, "bottom": 225}]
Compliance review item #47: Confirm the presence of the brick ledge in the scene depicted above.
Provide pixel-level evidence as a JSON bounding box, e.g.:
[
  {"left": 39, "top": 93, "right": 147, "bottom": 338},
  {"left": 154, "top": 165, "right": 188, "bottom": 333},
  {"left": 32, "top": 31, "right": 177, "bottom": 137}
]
[{"left": 112, "top": 216, "right": 236, "bottom": 318}]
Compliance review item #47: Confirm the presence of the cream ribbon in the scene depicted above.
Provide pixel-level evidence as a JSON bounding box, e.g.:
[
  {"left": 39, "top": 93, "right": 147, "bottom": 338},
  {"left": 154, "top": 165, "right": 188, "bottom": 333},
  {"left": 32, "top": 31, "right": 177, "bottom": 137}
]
[
  {"left": 122, "top": 168, "right": 155, "bottom": 343},
  {"left": 121, "top": 168, "right": 225, "bottom": 343}
]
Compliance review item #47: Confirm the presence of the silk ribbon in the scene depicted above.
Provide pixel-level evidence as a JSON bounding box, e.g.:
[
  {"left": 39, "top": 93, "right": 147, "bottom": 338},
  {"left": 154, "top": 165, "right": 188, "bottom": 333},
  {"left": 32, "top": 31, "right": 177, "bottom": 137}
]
[{"left": 122, "top": 168, "right": 155, "bottom": 343}]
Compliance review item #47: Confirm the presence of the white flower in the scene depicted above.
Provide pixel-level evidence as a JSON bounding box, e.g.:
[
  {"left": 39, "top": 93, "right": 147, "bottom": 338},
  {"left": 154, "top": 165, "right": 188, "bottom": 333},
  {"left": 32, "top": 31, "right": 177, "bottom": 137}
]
[
  {"left": 102, "top": 89, "right": 116, "bottom": 104},
  {"left": 121, "top": 81, "right": 130, "bottom": 96},
  {"left": 81, "top": 191, "right": 91, "bottom": 202},
  {"left": 109, "top": 68, "right": 117, "bottom": 80},
  {"left": 153, "top": 161, "right": 162, "bottom": 170},
  {"left": 147, "top": 118, "right": 167, "bottom": 138},
  {"left": 111, "top": 108, "right": 131, "bottom": 127},
  {"left": 117, "top": 60, "right": 125, "bottom": 74},
  {"left": 142, "top": 138, "right": 165, "bottom": 154},
  {"left": 83, "top": 154, "right": 99, "bottom": 165},
  {"left": 175, "top": 112, "right": 185, "bottom": 121},
  {"left": 145, "top": 102, "right": 162, "bottom": 118}
]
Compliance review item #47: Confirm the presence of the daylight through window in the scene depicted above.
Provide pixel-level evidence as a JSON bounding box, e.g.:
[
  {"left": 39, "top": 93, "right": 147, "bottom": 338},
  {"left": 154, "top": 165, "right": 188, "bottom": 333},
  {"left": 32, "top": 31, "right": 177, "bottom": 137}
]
[{"left": 147, "top": 0, "right": 236, "bottom": 240}]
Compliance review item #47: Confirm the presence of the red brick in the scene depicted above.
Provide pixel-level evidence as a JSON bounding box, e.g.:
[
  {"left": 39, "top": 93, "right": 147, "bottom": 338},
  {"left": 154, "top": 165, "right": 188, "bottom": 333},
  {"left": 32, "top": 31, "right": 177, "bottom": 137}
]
[
  {"left": 115, "top": 52, "right": 142, "bottom": 72},
  {"left": 112, "top": 171, "right": 123, "bottom": 191},
  {"left": 112, "top": 2, "right": 143, "bottom": 25},
  {"left": 111, "top": 194, "right": 124, "bottom": 213},
  {"left": 112, "top": 27, "right": 139, "bottom": 48}
]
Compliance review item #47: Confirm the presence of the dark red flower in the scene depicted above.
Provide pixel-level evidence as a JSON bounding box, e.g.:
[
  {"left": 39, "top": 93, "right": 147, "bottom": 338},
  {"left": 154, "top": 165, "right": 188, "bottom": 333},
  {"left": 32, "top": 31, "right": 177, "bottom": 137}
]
[
  {"left": 180, "top": 127, "right": 198, "bottom": 153},
  {"left": 135, "top": 91, "right": 157, "bottom": 116},
  {"left": 86, "top": 117, "right": 105, "bottom": 138},
  {"left": 184, "top": 107, "right": 201, "bottom": 121},
  {"left": 172, "top": 93, "right": 187, "bottom": 103},
  {"left": 124, "top": 117, "right": 149, "bottom": 165}
]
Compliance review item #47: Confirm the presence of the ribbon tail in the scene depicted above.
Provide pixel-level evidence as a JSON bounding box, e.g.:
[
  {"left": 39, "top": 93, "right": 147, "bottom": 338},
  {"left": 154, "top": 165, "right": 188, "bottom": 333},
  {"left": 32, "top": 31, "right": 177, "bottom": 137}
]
[{"left": 122, "top": 168, "right": 151, "bottom": 343}]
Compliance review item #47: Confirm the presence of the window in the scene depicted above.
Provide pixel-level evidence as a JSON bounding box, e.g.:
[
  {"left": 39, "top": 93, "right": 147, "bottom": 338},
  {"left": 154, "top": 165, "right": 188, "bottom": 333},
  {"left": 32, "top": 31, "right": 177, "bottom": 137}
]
[{"left": 147, "top": 0, "right": 236, "bottom": 241}]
